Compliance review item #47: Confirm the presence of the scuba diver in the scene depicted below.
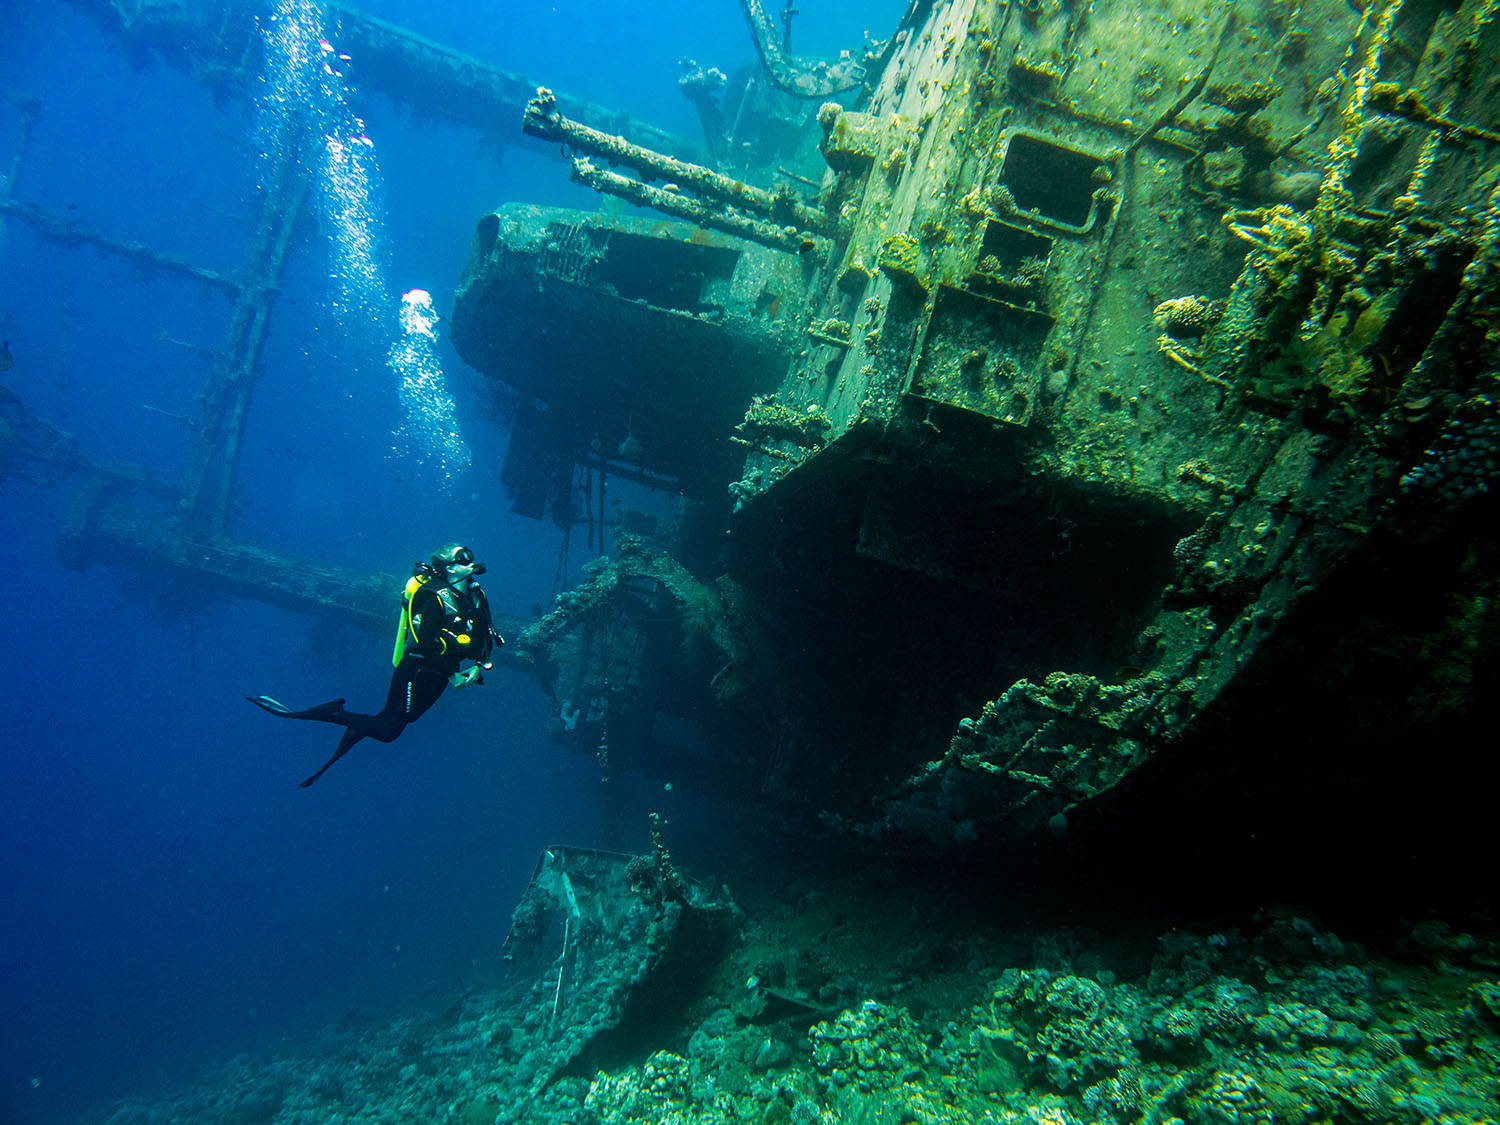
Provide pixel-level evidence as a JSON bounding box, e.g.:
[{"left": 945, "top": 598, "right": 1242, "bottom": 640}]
[{"left": 248, "top": 542, "right": 504, "bottom": 787}]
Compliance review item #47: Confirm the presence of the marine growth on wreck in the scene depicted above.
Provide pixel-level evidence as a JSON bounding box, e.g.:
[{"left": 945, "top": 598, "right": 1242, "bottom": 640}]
[{"left": 451, "top": 0, "right": 1500, "bottom": 854}]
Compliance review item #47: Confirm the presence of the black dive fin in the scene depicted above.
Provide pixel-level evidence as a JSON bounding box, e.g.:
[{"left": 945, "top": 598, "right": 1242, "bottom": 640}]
[
  {"left": 292, "top": 699, "right": 348, "bottom": 721},
  {"left": 299, "top": 743, "right": 353, "bottom": 788},
  {"left": 248, "top": 696, "right": 347, "bottom": 721}
]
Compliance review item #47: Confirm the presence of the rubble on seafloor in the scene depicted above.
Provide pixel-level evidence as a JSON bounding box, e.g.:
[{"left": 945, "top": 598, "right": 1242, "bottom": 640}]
[{"left": 92, "top": 860, "right": 1500, "bottom": 1125}]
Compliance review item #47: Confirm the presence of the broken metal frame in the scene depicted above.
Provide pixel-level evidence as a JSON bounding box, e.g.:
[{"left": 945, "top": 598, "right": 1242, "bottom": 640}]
[
  {"left": 63, "top": 0, "right": 699, "bottom": 161},
  {"left": 0, "top": 0, "right": 705, "bottom": 641},
  {"left": 735, "top": 0, "right": 891, "bottom": 98},
  {"left": 0, "top": 51, "right": 368, "bottom": 599},
  {"left": 5, "top": 3, "right": 619, "bottom": 642}
]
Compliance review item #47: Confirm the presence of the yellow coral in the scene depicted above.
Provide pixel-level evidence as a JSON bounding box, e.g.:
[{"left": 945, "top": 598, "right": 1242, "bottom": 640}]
[
  {"left": 877, "top": 232, "right": 928, "bottom": 291},
  {"left": 1153, "top": 295, "right": 1221, "bottom": 338}
]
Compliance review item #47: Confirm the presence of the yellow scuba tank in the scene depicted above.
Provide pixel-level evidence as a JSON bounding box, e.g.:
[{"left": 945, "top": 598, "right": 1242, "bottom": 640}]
[{"left": 391, "top": 564, "right": 437, "bottom": 666}]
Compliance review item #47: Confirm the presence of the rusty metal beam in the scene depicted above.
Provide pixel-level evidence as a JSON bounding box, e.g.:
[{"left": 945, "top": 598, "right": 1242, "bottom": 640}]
[
  {"left": 525, "top": 87, "right": 833, "bottom": 238},
  {"left": 0, "top": 199, "right": 242, "bottom": 295},
  {"left": 60, "top": 485, "right": 530, "bottom": 650},
  {"left": 570, "top": 158, "right": 828, "bottom": 255}
]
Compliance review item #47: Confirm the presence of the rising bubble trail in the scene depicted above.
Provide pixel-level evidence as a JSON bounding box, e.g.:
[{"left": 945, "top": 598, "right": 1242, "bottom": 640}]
[
  {"left": 390, "top": 290, "right": 473, "bottom": 482},
  {"left": 256, "top": 0, "right": 470, "bottom": 486}
]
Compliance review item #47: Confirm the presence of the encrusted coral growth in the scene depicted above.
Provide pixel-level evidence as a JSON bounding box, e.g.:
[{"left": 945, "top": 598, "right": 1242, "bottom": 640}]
[
  {"left": 580, "top": 1050, "right": 747, "bottom": 1124},
  {"left": 1398, "top": 392, "right": 1499, "bottom": 506},
  {"left": 1154, "top": 296, "right": 1224, "bottom": 339},
  {"left": 875, "top": 672, "right": 1185, "bottom": 848},
  {"left": 877, "top": 231, "right": 928, "bottom": 292},
  {"left": 809, "top": 998, "right": 929, "bottom": 1086},
  {"left": 733, "top": 395, "right": 833, "bottom": 453},
  {"left": 93, "top": 912, "right": 1500, "bottom": 1125},
  {"left": 1193, "top": 1068, "right": 1273, "bottom": 1125},
  {"left": 977, "top": 970, "right": 1141, "bottom": 1096}
]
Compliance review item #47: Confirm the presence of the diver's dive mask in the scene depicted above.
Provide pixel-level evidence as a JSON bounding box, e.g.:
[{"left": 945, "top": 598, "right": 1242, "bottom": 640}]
[{"left": 450, "top": 546, "right": 486, "bottom": 574}]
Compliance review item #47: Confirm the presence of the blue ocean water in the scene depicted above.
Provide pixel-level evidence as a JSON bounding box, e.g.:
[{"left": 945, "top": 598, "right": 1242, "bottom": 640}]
[{"left": 0, "top": 3, "right": 901, "bottom": 1121}]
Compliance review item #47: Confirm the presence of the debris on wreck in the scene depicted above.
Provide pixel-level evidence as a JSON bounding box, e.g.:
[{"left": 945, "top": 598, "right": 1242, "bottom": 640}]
[{"left": 495, "top": 842, "right": 740, "bottom": 1097}]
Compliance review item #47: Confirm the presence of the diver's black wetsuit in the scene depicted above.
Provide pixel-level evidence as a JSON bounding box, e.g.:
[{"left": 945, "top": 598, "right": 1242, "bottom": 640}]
[{"left": 251, "top": 578, "right": 497, "bottom": 786}]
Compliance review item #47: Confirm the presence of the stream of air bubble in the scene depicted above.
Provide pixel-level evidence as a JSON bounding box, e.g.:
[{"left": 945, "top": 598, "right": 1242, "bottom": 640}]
[{"left": 255, "top": 0, "right": 471, "bottom": 487}]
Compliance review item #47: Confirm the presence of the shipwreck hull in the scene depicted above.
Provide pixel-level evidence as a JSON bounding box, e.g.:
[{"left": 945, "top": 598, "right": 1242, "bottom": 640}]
[{"left": 453, "top": 0, "right": 1500, "bottom": 848}]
